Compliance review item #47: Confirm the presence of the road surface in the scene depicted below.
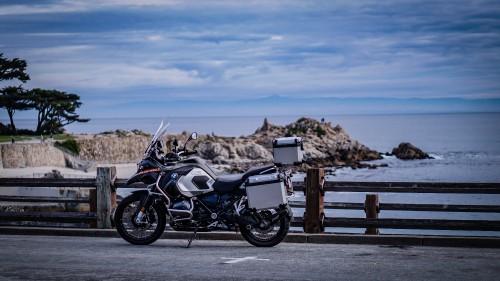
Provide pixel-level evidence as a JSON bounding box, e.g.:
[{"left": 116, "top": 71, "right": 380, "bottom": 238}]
[{"left": 1, "top": 234, "right": 499, "bottom": 280}]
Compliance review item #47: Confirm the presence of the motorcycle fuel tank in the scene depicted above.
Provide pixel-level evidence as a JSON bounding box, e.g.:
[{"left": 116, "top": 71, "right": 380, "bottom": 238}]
[{"left": 176, "top": 167, "right": 215, "bottom": 197}]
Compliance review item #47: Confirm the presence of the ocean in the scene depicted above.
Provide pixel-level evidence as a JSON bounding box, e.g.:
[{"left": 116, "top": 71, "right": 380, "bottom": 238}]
[{"left": 4, "top": 113, "right": 500, "bottom": 236}]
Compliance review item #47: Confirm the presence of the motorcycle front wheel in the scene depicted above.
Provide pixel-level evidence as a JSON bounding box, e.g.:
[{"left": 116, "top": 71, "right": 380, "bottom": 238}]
[
  {"left": 239, "top": 208, "right": 290, "bottom": 247},
  {"left": 114, "top": 193, "right": 166, "bottom": 245}
]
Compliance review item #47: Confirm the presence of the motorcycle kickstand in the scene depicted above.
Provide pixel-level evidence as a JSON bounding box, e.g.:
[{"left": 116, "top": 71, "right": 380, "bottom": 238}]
[{"left": 186, "top": 224, "right": 200, "bottom": 248}]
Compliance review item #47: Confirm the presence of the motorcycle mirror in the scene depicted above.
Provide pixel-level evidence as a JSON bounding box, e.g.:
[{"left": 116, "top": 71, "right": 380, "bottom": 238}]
[
  {"left": 173, "top": 139, "right": 178, "bottom": 147},
  {"left": 184, "top": 132, "right": 198, "bottom": 151}
]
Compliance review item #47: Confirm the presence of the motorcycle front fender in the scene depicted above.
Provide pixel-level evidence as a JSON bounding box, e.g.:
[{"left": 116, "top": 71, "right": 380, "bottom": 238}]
[{"left": 129, "top": 189, "right": 169, "bottom": 215}]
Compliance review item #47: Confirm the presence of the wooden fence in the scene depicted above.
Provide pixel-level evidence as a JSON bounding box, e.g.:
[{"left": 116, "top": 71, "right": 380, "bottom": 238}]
[
  {"left": 1, "top": 167, "right": 500, "bottom": 235},
  {"left": 0, "top": 166, "right": 117, "bottom": 229},
  {"left": 292, "top": 168, "right": 500, "bottom": 234}
]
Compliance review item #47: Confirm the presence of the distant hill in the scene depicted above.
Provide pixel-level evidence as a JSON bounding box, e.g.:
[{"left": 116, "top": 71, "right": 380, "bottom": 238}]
[{"left": 91, "top": 96, "right": 500, "bottom": 118}]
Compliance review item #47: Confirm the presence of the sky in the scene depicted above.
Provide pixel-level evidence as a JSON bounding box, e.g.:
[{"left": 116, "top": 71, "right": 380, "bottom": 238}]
[{"left": 1, "top": 0, "right": 500, "bottom": 118}]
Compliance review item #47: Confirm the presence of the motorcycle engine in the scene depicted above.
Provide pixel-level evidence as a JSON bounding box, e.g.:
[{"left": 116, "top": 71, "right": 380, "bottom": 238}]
[{"left": 172, "top": 200, "right": 191, "bottom": 210}]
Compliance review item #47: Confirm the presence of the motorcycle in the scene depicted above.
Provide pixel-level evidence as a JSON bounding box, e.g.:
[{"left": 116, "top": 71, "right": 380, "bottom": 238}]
[{"left": 114, "top": 122, "right": 297, "bottom": 247}]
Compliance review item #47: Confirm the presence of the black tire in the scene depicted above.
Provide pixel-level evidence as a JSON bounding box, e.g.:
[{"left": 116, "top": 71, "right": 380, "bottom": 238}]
[
  {"left": 115, "top": 193, "right": 166, "bottom": 245},
  {"left": 239, "top": 209, "right": 290, "bottom": 247}
]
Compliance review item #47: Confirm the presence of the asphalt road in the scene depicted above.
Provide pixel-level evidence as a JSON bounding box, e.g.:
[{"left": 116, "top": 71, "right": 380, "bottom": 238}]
[{"left": 1, "top": 235, "right": 499, "bottom": 281}]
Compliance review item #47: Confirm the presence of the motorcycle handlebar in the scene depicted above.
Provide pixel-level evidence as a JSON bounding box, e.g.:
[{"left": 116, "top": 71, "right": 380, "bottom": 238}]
[{"left": 184, "top": 149, "right": 198, "bottom": 156}]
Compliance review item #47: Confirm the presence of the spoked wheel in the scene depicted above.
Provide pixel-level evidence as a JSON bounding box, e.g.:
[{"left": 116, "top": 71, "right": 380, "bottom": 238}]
[
  {"left": 114, "top": 193, "right": 166, "bottom": 245},
  {"left": 239, "top": 208, "right": 290, "bottom": 247}
]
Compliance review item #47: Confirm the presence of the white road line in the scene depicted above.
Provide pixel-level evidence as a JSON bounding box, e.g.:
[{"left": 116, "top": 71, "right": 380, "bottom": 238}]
[{"left": 221, "top": 257, "right": 270, "bottom": 264}]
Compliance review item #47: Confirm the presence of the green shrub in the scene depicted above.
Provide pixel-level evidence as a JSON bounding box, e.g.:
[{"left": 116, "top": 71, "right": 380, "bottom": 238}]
[
  {"left": 315, "top": 126, "right": 327, "bottom": 137},
  {"left": 0, "top": 123, "right": 10, "bottom": 134},
  {"left": 55, "top": 139, "right": 80, "bottom": 155}
]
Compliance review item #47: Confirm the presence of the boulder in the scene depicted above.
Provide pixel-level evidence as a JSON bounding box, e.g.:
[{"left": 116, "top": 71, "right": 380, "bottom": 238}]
[
  {"left": 392, "top": 142, "right": 431, "bottom": 160},
  {"left": 196, "top": 141, "right": 229, "bottom": 159},
  {"left": 244, "top": 143, "right": 272, "bottom": 160},
  {"left": 44, "top": 169, "right": 64, "bottom": 179}
]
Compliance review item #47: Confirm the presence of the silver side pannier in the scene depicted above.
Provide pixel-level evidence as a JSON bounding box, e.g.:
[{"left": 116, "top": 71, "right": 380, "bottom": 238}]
[
  {"left": 272, "top": 137, "right": 304, "bottom": 166},
  {"left": 245, "top": 173, "right": 287, "bottom": 210}
]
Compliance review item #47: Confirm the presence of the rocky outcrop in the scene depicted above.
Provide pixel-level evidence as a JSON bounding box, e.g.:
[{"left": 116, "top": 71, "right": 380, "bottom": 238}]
[
  {"left": 391, "top": 142, "right": 431, "bottom": 160},
  {"left": 124, "top": 117, "right": 379, "bottom": 172},
  {"left": 0, "top": 117, "right": 385, "bottom": 171},
  {"left": 249, "top": 117, "right": 382, "bottom": 170},
  {"left": 77, "top": 135, "right": 150, "bottom": 164},
  {"left": 0, "top": 143, "right": 66, "bottom": 168}
]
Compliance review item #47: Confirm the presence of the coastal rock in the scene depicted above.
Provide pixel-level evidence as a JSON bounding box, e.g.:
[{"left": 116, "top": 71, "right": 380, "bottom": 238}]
[
  {"left": 253, "top": 117, "right": 383, "bottom": 169},
  {"left": 77, "top": 135, "right": 150, "bottom": 164},
  {"left": 212, "top": 155, "right": 227, "bottom": 164},
  {"left": 44, "top": 169, "right": 64, "bottom": 179},
  {"left": 0, "top": 118, "right": 384, "bottom": 173},
  {"left": 0, "top": 143, "right": 66, "bottom": 168},
  {"left": 244, "top": 143, "right": 272, "bottom": 160},
  {"left": 392, "top": 142, "right": 431, "bottom": 160},
  {"left": 254, "top": 117, "right": 273, "bottom": 134},
  {"left": 197, "top": 141, "right": 229, "bottom": 160}
]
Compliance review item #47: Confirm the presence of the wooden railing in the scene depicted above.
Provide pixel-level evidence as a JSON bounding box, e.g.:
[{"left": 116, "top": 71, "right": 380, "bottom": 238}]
[
  {"left": 292, "top": 168, "right": 500, "bottom": 234},
  {"left": 0, "top": 167, "right": 117, "bottom": 229},
  {"left": 1, "top": 167, "right": 500, "bottom": 235}
]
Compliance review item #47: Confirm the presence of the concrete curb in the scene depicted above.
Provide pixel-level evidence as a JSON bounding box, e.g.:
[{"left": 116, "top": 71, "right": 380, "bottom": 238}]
[{"left": 1, "top": 226, "right": 500, "bottom": 248}]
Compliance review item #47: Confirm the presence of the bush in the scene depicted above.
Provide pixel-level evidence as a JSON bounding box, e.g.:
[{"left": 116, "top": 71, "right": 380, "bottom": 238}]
[
  {"left": 315, "top": 126, "right": 327, "bottom": 137},
  {"left": 0, "top": 122, "right": 10, "bottom": 134},
  {"left": 0, "top": 122, "right": 37, "bottom": 135},
  {"left": 16, "top": 128, "right": 37, "bottom": 135},
  {"left": 55, "top": 139, "right": 80, "bottom": 155}
]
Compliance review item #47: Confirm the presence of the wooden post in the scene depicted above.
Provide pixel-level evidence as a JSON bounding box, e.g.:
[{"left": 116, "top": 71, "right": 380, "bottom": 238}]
[
  {"left": 303, "top": 168, "right": 325, "bottom": 233},
  {"left": 89, "top": 189, "right": 97, "bottom": 228},
  {"left": 364, "top": 194, "right": 380, "bottom": 235},
  {"left": 96, "top": 166, "right": 117, "bottom": 229}
]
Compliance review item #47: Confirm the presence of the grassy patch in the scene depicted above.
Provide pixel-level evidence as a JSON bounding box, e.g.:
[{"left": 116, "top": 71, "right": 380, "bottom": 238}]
[
  {"left": 0, "top": 135, "right": 31, "bottom": 142},
  {"left": 52, "top": 134, "right": 75, "bottom": 141},
  {"left": 0, "top": 134, "right": 74, "bottom": 143}
]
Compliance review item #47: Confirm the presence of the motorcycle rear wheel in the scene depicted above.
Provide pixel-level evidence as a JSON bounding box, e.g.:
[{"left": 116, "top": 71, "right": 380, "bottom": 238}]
[
  {"left": 239, "top": 209, "right": 290, "bottom": 247},
  {"left": 115, "top": 193, "right": 166, "bottom": 245}
]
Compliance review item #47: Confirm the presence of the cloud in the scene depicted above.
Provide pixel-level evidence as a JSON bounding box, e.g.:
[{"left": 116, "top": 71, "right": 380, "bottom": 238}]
[
  {"left": 0, "top": 0, "right": 499, "bottom": 115},
  {"left": 27, "top": 45, "right": 93, "bottom": 56},
  {"left": 0, "top": 0, "right": 180, "bottom": 16},
  {"left": 147, "top": 35, "right": 163, "bottom": 42},
  {"left": 0, "top": 0, "right": 308, "bottom": 16},
  {"left": 25, "top": 60, "right": 209, "bottom": 93}
]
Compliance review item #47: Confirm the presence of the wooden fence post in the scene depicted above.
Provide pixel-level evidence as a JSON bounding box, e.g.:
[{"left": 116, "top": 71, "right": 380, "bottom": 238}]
[
  {"left": 304, "top": 168, "right": 325, "bottom": 233},
  {"left": 96, "top": 166, "right": 117, "bottom": 229},
  {"left": 365, "top": 194, "right": 380, "bottom": 235},
  {"left": 89, "top": 189, "right": 97, "bottom": 228}
]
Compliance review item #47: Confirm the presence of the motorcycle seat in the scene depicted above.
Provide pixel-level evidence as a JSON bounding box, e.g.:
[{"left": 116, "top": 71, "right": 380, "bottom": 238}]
[
  {"left": 212, "top": 164, "right": 276, "bottom": 193},
  {"left": 243, "top": 164, "right": 276, "bottom": 180}
]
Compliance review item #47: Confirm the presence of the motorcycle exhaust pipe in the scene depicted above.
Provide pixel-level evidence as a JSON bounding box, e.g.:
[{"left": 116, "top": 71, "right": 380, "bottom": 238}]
[{"left": 233, "top": 215, "right": 257, "bottom": 228}]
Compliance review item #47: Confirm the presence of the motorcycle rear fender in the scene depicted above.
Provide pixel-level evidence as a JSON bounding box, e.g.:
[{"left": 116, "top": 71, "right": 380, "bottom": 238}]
[{"left": 275, "top": 204, "right": 293, "bottom": 222}]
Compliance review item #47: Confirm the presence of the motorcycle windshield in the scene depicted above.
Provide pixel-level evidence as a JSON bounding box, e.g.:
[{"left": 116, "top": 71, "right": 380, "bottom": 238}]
[{"left": 145, "top": 121, "right": 170, "bottom": 155}]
